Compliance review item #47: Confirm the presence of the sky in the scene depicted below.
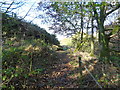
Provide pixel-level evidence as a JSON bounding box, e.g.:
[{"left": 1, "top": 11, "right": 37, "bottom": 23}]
[
  {"left": 1, "top": 0, "right": 66, "bottom": 40},
  {"left": 17, "top": 0, "right": 67, "bottom": 41},
  {"left": 1, "top": 0, "right": 120, "bottom": 40}
]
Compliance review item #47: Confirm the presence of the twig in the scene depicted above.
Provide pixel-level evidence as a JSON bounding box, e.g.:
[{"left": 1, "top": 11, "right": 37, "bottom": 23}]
[
  {"left": 5, "top": 1, "right": 14, "bottom": 13},
  {"left": 86, "top": 82, "right": 89, "bottom": 87},
  {"left": 2, "top": 75, "right": 14, "bottom": 85},
  {"left": 22, "top": 1, "right": 37, "bottom": 20}
]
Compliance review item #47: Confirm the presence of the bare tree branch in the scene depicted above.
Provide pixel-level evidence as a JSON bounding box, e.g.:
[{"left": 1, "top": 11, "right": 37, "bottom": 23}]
[
  {"left": 22, "top": 1, "right": 36, "bottom": 20},
  {"left": 106, "top": 3, "right": 120, "bottom": 16},
  {"left": 5, "top": 1, "right": 14, "bottom": 13},
  {"left": 29, "top": 16, "right": 38, "bottom": 23},
  {"left": 9, "top": 2, "right": 25, "bottom": 12}
]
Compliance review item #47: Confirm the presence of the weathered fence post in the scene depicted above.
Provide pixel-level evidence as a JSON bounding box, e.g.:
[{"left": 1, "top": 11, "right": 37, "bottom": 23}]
[
  {"left": 78, "top": 56, "right": 82, "bottom": 76},
  {"left": 78, "top": 56, "right": 83, "bottom": 87}
]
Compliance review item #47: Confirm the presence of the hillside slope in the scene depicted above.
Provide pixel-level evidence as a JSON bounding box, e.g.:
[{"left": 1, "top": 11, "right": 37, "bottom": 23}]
[{"left": 2, "top": 12, "right": 60, "bottom": 89}]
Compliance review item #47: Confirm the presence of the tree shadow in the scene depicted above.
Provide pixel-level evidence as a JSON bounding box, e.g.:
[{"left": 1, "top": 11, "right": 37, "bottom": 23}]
[
  {"left": 6, "top": 49, "right": 119, "bottom": 89},
  {"left": 26, "top": 51, "right": 81, "bottom": 88}
]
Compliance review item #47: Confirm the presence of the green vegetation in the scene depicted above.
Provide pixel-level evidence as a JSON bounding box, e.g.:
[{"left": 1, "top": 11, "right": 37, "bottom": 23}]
[
  {"left": 1, "top": 1, "right": 120, "bottom": 89},
  {"left": 2, "top": 12, "right": 60, "bottom": 89}
]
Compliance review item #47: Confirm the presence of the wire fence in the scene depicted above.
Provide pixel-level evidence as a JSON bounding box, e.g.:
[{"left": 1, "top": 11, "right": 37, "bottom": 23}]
[{"left": 78, "top": 56, "right": 103, "bottom": 88}]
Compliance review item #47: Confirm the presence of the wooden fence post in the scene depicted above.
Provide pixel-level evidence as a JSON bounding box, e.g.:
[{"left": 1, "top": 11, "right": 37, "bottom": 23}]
[{"left": 79, "top": 56, "right": 82, "bottom": 76}]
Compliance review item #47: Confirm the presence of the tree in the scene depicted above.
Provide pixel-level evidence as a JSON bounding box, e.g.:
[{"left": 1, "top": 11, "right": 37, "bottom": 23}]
[
  {"left": 38, "top": 2, "right": 85, "bottom": 36},
  {"left": 91, "top": 2, "right": 120, "bottom": 60},
  {"left": 0, "top": 0, "right": 25, "bottom": 14},
  {"left": 38, "top": 2, "right": 120, "bottom": 60},
  {"left": 90, "top": 15, "right": 94, "bottom": 56}
]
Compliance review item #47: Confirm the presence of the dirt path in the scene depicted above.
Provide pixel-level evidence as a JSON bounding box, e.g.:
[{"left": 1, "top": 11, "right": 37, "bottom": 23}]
[
  {"left": 27, "top": 50, "right": 103, "bottom": 88},
  {"left": 35, "top": 51, "right": 80, "bottom": 88},
  {"left": 26, "top": 50, "right": 119, "bottom": 88},
  {"left": 49, "top": 51, "right": 79, "bottom": 88}
]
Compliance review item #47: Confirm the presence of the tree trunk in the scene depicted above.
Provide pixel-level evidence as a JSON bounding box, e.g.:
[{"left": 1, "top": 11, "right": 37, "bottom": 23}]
[
  {"left": 80, "top": 4, "right": 84, "bottom": 43},
  {"left": 90, "top": 17, "right": 94, "bottom": 56},
  {"left": 92, "top": 2, "right": 120, "bottom": 61},
  {"left": 99, "top": 22, "right": 109, "bottom": 60}
]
